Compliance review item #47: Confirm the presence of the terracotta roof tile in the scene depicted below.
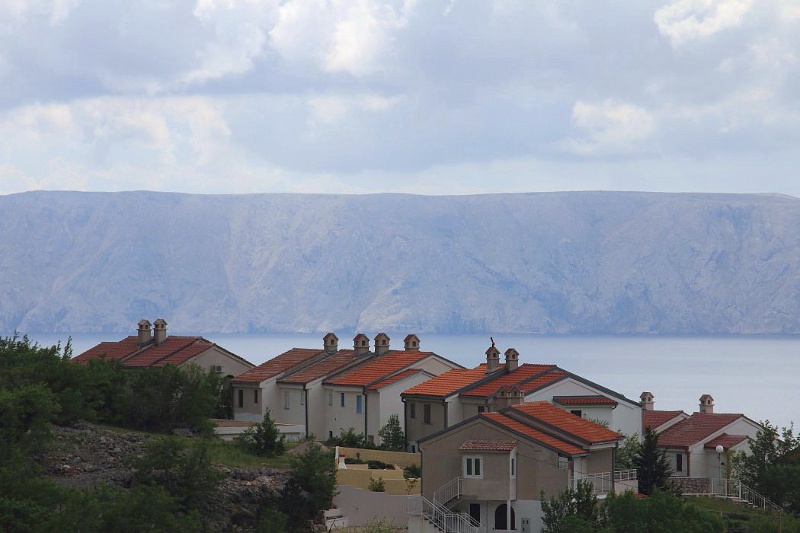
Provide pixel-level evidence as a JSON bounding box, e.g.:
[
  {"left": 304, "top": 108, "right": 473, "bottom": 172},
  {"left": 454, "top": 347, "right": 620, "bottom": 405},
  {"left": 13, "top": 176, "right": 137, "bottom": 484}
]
[
  {"left": 704, "top": 433, "right": 749, "bottom": 450},
  {"left": 71, "top": 336, "right": 141, "bottom": 364},
  {"left": 367, "top": 369, "right": 425, "bottom": 391},
  {"left": 124, "top": 337, "right": 209, "bottom": 368},
  {"left": 324, "top": 351, "right": 432, "bottom": 387},
  {"left": 657, "top": 413, "right": 744, "bottom": 449},
  {"left": 510, "top": 401, "right": 623, "bottom": 445},
  {"left": 461, "top": 364, "right": 559, "bottom": 398},
  {"left": 459, "top": 440, "right": 517, "bottom": 452},
  {"left": 553, "top": 395, "right": 619, "bottom": 407},
  {"left": 278, "top": 350, "right": 359, "bottom": 385},
  {"left": 483, "top": 412, "right": 587, "bottom": 456},
  {"left": 233, "top": 348, "right": 327, "bottom": 384},
  {"left": 402, "top": 365, "right": 489, "bottom": 398},
  {"left": 151, "top": 339, "right": 215, "bottom": 367},
  {"left": 642, "top": 410, "right": 687, "bottom": 430}
]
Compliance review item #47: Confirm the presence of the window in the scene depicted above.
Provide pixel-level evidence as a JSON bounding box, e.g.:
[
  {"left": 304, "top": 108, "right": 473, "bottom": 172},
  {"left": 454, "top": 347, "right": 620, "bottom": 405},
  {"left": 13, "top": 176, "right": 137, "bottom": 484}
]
[
  {"left": 410, "top": 403, "right": 416, "bottom": 419},
  {"left": 423, "top": 403, "right": 431, "bottom": 424},
  {"left": 328, "top": 391, "right": 333, "bottom": 406},
  {"left": 300, "top": 391, "right": 305, "bottom": 405},
  {"left": 477, "top": 406, "right": 485, "bottom": 413},
  {"left": 284, "top": 391, "right": 290, "bottom": 410},
  {"left": 356, "top": 395, "right": 362, "bottom": 414},
  {"left": 511, "top": 457, "right": 516, "bottom": 477},
  {"left": 676, "top": 453, "right": 683, "bottom": 472},
  {"left": 237, "top": 389, "right": 243, "bottom": 409},
  {"left": 340, "top": 392, "right": 346, "bottom": 407},
  {"left": 464, "top": 456, "right": 482, "bottom": 478},
  {"left": 254, "top": 389, "right": 259, "bottom": 404},
  {"left": 570, "top": 409, "right": 582, "bottom": 418}
]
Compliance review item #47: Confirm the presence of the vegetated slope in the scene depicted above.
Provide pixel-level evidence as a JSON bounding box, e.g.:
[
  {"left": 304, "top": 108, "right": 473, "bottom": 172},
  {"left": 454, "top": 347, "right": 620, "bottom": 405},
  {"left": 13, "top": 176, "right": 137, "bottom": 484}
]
[{"left": 2, "top": 190, "right": 800, "bottom": 335}]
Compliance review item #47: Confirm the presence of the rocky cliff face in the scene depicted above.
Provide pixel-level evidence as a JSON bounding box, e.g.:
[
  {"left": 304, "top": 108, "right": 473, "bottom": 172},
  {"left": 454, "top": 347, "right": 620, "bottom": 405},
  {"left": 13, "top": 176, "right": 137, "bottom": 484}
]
[{"left": 2, "top": 190, "right": 800, "bottom": 335}]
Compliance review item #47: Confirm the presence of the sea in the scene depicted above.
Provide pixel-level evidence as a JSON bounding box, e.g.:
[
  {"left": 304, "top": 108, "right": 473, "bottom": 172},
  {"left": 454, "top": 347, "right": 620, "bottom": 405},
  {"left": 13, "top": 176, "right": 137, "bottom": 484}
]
[{"left": 16, "top": 332, "right": 800, "bottom": 432}]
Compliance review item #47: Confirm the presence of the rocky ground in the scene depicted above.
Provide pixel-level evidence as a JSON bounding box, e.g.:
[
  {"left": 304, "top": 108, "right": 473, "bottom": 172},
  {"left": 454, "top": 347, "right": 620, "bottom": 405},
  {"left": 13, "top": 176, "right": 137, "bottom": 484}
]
[{"left": 38, "top": 421, "right": 288, "bottom": 532}]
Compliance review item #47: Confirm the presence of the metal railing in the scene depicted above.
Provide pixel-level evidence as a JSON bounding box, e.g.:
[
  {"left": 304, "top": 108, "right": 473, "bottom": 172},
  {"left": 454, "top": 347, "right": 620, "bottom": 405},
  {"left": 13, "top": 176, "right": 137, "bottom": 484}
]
[
  {"left": 614, "top": 469, "right": 638, "bottom": 481},
  {"left": 434, "top": 477, "right": 463, "bottom": 506},
  {"left": 408, "top": 494, "right": 484, "bottom": 533},
  {"left": 712, "top": 479, "right": 783, "bottom": 512}
]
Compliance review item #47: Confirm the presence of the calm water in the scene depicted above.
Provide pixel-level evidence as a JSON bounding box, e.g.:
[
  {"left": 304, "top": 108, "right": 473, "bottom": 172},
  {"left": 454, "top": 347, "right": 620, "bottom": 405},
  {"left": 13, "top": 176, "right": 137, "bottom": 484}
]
[{"left": 19, "top": 332, "right": 800, "bottom": 431}]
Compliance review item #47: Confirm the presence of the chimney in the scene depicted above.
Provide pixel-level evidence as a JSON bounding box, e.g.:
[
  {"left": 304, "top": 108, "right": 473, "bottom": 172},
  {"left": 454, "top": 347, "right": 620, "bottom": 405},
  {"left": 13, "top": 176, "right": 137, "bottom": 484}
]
[
  {"left": 640, "top": 391, "right": 654, "bottom": 411},
  {"left": 699, "top": 394, "right": 714, "bottom": 414},
  {"left": 137, "top": 319, "right": 152, "bottom": 347},
  {"left": 404, "top": 334, "right": 420, "bottom": 351},
  {"left": 486, "top": 345, "right": 500, "bottom": 373},
  {"left": 374, "top": 333, "right": 390, "bottom": 356},
  {"left": 353, "top": 333, "right": 370, "bottom": 356},
  {"left": 323, "top": 332, "right": 339, "bottom": 353},
  {"left": 492, "top": 386, "right": 525, "bottom": 410},
  {"left": 153, "top": 318, "right": 168, "bottom": 345},
  {"left": 504, "top": 348, "right": 519, "bottom": 372}
]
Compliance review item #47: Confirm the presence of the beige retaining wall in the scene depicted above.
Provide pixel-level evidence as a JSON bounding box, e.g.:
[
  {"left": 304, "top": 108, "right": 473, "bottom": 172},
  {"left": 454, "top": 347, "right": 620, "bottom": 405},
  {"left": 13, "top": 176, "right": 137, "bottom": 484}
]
[{"left": 337, "top": 447, "right": 420, "bottom": 469}]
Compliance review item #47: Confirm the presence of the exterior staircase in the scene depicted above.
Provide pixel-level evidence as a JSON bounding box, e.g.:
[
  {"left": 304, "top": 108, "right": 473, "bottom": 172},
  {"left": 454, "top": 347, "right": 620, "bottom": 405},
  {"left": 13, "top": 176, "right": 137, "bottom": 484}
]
[
  {"left": 407, "top": 477, "right": 485, "bottom": 533},
  {"left": 710, "top": 479, "right": 783, "bottom": 513}
]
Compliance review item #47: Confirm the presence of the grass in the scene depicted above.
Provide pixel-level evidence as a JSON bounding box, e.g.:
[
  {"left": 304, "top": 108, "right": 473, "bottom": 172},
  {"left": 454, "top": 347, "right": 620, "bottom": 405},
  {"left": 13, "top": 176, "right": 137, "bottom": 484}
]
[
  {"left": 689, "top": 496, "right": 794, "bottom": 532},
  {"left": 205, "top": 438, "right": 295, "bottom": 469}
]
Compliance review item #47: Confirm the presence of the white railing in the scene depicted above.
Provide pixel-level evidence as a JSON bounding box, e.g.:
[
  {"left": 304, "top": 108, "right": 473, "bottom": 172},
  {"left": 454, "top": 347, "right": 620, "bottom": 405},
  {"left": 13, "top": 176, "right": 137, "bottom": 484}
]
[
  {"left": 712, "top": 479, "right": 783, "bottom": 512},
  {"left": 434, "top": 477, "right": 463, "bottom": 506},
  {"left": 408, "top": 495, "right": 484, "bottom": 533},
  {"left": 614, "top": 469, "right": 638, "bottom": 481}
]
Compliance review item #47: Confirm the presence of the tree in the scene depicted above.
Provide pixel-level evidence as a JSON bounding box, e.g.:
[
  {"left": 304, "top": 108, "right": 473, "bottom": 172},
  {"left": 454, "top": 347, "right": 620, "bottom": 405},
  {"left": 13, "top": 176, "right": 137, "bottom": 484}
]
[
  {"left": 235, "top": 409, "right": 286, "bottom": 456},
  {"left": 279, "top": 442, "right": 337, "bottom": 532},
  {"left": 615, "top": 433, "right": 641, "bottom": 470},
  {"left": 378, "top": 414, "right": 405, "bottom": 451},
  {"left": 634, "top": 427, "right": 672, "bottom": 495},
  {"left": 735, "top": 421, "right": 800, "bottom": 512},
  {"left": 602, "top": 490, "right": 724, "bottom": 533},
  {"left": 541, "top": 480, "right": 599, "bottom": 533}
]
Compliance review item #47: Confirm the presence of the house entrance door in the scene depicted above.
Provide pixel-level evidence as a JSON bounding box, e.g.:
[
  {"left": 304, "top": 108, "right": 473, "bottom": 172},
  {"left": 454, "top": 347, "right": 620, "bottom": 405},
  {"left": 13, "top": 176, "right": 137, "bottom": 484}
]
[{"left": 469, "top": 503, "right": 480, "bottom": 524}]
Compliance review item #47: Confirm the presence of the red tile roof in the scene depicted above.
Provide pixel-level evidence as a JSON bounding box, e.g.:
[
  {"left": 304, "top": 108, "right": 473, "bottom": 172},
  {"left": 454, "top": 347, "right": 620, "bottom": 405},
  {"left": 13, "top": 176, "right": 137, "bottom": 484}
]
[
  {"left": 278, "top": 350, "right": 359, "bottom": 385},
  {"left": 510, "top": 401, "right": 623, "bottom": 445},
  {"left": 459, "top": 440, "right": 517, "bottom": 452},
  {"left": 324, "top": 351, "right": 432, "bottom": 387},
  {"left": 71, "top": 336, "right": 141, "bottom": 364},
  {"left": 704, "top": 433, "right": 749, "bottom": 450},
  {"left": 124, "top": 336, "right": 210, "bottom": 368},
  {"left": 73, "top": 335, "right": 253, "bottom": 370},
  {"left": 642, "top": 410, "right": 687, "bottom": 430},
  {"left": 367, "top": 368, "right": 426, "bottom": 391},
  {"left": 233, "top": 348, "right": 327, "bottom": 384},
  {"left": 461, "top": 364, "right": 559, "bottom": 398},
  {"left": 483, "top": 412, "right": 587, "bottom": 456},
  {"left": 553, "top": 395, "right": 618, "bottom": 407},
  {"left": 656, "top": 413, "right": 744, "bottom": 449},
  {"left": 402, "top": 365, "right": 490, "bottom": 398}
]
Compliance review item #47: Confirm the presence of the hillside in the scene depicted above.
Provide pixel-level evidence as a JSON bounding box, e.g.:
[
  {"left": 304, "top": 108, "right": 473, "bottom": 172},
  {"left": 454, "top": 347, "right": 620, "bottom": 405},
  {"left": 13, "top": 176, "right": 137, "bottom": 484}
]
[{"left": 2, "top": 190, "right": 800, "bottom": 335}]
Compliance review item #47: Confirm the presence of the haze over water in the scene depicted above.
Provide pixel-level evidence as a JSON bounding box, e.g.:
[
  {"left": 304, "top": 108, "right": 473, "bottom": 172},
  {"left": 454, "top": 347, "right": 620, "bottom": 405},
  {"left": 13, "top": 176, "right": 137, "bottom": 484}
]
[{"left": 21, "top": 332, "right": 799, "bottom": 432}]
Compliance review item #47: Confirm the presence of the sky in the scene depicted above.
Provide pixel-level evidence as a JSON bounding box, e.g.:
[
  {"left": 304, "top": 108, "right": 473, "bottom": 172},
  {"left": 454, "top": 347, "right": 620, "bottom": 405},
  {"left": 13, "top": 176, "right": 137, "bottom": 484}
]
[{"left": 1, "top": 0, "right": 799, "bottom": 197}]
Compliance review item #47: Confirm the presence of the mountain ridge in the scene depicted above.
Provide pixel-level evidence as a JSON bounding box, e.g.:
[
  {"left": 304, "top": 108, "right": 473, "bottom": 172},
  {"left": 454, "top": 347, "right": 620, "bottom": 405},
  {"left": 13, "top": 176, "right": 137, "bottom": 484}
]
[{"left": 2, "top": 190, "right": 799, "bottom": 335}]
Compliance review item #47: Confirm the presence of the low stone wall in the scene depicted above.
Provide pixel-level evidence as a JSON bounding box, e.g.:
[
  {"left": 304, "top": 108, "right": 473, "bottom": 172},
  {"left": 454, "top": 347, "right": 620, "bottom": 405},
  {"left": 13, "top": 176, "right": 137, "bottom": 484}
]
[
  {"left": 337, "top": 466, "right": 419, "bottom": 495},
  {"left": 670, "top": 476, "right": 711, "bottom": 494}
]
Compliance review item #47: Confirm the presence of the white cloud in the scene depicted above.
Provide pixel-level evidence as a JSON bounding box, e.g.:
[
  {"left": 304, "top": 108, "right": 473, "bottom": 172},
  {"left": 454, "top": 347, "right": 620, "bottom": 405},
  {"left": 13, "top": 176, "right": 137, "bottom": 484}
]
[
  {"left": 565, "top": 100, "right": 656, "bottom": 156},
  {"left": 654, "top": 0, "right": 754, "bottom": 47},
  {"left": 270, "top": 0, "right": 410, "bottom": 77}
]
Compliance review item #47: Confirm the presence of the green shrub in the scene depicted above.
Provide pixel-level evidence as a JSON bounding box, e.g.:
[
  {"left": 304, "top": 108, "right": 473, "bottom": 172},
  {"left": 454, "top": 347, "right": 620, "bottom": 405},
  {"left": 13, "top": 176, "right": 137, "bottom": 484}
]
[
  {"left": 368, "top": 477, "right": 386, "bottom": 492},
  {"left": 235, "top": 410, "right": 286, "bottom": 457}
]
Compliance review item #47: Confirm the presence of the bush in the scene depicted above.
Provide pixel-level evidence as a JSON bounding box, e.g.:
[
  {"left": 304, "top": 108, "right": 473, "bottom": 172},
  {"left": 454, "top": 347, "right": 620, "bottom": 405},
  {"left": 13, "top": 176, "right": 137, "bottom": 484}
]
[
  {"left": 368, "top": 477, "right": 386, "bottom": 492},
  {"left": 367, "top": 460, "right": 395, "bottom": 470},
  {"left": 235, "top": 410, "right": 286, "bottom": 457},
  {"left": 279, "top": 442, "right": 337, "bottom": 532},
  {"left": 403, "top": 464, "right": 421, "bottom": 479}
]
